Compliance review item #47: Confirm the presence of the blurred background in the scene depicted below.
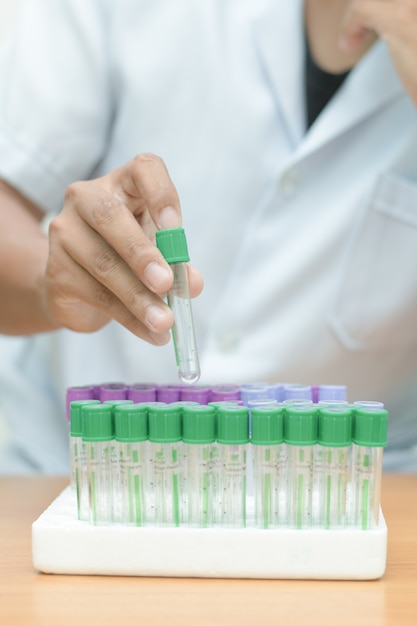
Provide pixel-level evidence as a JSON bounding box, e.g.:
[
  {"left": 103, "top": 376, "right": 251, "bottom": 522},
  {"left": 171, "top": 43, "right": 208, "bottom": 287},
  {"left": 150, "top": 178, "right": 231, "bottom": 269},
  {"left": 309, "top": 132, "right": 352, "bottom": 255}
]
[{"left": 0, "top": 0, "right": 21, "bottom": 450}]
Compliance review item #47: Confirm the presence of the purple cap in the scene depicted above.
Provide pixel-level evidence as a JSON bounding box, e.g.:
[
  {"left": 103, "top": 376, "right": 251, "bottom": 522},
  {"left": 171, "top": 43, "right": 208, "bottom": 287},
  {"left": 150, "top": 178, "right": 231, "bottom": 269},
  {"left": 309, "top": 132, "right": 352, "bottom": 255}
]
[
  {"left": 240, "top": 383, "right": 271, "bottom": 406},
  {"left": 266, "top": 383, "right": 286, "bottom": 402},
  {"left": 180, "top": 386, "right": 212, "bottom": 404},
  {"left": 318, "top": 385, "right": 347, "bottom": 402},
  {"left": 311, "top": 385, "right": 320, "bottom": 403},
  {"left": 209, "top": 385, "right": 241, "bottom": 402},
  {"left": 99, "top": 383, "right": 128, "bottom": 402},
  {"left": 283, "top": 384, "right": 312, "bottom": 402},
  {"left": 127, "top": 384, "right": 157, "bottom": 403},
  {"left": 156, "top": 385, "right": 182, "bottom": 403},
  {"left": 66, "top": 385, "right": 96, "bottom": 421}
]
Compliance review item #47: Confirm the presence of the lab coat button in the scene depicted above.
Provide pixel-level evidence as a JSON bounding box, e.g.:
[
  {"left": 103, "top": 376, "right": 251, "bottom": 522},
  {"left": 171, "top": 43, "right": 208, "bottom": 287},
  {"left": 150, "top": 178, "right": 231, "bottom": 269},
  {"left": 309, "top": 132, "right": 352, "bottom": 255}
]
[
  {"left": 216, "top": 328, "right": 240, "bottom": 352},
  {"left": 279, "top": 168, "right": 299, "bottom": 197}
]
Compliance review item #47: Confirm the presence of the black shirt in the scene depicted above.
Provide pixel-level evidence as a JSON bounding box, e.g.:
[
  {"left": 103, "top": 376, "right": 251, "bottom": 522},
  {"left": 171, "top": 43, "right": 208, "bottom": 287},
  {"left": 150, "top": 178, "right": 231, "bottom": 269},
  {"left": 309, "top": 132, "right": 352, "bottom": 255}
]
[{"left": 305, "top": 36, "right": 350, "bottom": 129}]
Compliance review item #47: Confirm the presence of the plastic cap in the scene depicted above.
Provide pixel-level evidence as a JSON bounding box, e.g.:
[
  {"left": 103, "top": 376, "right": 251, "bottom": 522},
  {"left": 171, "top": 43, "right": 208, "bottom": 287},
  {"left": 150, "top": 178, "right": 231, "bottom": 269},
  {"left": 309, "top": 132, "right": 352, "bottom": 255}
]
[
  {"left": 353, "top": 408, "right": 388, "bottom": 447},
  {"left": 217, "top": 406, "right": 249, "bottom": 444},
  {"left": 251, "top": 406, "right": 284, "bottom": 445},
  {"left": 148, "top": 405, "right": 182, "bottom": 442},
  {"left": 318, "top": 407, "right": 352, "bottom": 447},
  {"left": 69, "top": 400, "right": 100, "bottom": 436},
  {"left": 114, "top": 404, "right": 148, "bottom": 442},
  {"left": 182, "top": 405, "right": 216, "bottom": 443},
  {"left": 284, "top": 384, "right": 312, "bottom": 401},
  {"left": 210, "top": 385, "right": 241, "bottom": 402},
  {"left": 127, "top": 384, "right": 157, "bottom": 403},
  {"left": 99, "top": 383, "right": 128, "bottom": 402},
  {"left": 180, "top": 385, "right": 211, "bottom": 404},
  {"left": 285, "top": 406, "right": 318, "bottom": 445},
  {"left": 318, "top": 384, "right": 347, "bottom": 402},
  {"left": 156, "top": 228, "right": 190, "bottom": 264},
  {"left": 82, "top": 404, "right": 113, "bottom": 441}
]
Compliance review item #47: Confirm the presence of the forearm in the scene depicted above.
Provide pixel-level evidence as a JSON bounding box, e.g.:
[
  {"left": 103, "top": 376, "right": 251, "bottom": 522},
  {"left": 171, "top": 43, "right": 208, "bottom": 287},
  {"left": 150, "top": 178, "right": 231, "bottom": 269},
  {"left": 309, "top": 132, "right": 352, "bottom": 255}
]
[{"left": 0, "top": 180, "right": 59, "bottom": 335}]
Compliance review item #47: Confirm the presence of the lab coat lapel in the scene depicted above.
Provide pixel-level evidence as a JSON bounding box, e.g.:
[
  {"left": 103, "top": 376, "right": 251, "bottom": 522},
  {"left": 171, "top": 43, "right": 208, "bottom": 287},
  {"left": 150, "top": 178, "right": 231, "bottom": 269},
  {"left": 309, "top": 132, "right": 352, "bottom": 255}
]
[
  {"left": 252, "top": 0, "right": 306, "bottom": 148},
  {"left": 297, "top": 40, "right": 405, "bottom": 160},
  {"left": 252, "top": 1, "right": 405, "bottom": 158}
]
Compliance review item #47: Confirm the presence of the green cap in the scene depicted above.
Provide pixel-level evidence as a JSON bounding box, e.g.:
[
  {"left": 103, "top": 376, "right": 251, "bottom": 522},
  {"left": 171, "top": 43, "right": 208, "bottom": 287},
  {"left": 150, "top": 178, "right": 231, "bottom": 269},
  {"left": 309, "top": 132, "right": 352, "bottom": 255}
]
[
  {"left": 285, "top": 406, "right": 318, "bottom": 445},
  {"left": 251, "top": 406, "right": 284, "bottom": 445},
  {"left": 182, "top": 405, "right": 216, "bottom": 443},
  {"left": 82, "top": 404, "right": 113, "bottom": 441},
  {"left": 148, "top": 405, "right": 182, "bottom": 442},
  {"left": 217, "top": 406, "right": 249, "bottom": 444},
  {"left": 156, "top": 228, "right": 190, "bottom": 264},
  {"left": 70, "top": 400, "right": 100, "bottom": 436},
  {"left": 353, "top": 408, "right": 388, "bottom": 447},
  {"left": 318, "top": 408, "right": 352, "bottom": 447},
  {"left": 114, "top": 404, "right": 148, "bottom": 442}
]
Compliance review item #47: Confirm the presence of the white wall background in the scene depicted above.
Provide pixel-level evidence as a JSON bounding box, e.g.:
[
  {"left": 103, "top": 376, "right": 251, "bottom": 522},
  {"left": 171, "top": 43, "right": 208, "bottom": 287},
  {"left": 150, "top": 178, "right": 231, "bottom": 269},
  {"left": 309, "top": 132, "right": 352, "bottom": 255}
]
[{"left": 0, "top": 0, "right": 21, "bottom": 40}]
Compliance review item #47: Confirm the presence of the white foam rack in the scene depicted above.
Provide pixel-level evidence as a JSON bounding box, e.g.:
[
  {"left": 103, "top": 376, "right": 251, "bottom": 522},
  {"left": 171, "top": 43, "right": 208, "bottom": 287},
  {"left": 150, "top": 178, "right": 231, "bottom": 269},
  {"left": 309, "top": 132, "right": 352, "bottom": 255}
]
[{"left": 32, "top": 487, "right": 387, "bottom": 580}]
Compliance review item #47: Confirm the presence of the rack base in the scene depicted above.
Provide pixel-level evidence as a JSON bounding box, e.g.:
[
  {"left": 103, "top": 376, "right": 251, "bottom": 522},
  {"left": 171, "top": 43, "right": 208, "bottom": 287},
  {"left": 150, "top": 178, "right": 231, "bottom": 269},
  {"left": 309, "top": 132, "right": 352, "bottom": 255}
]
[{"left": 32, "top": 487, "right": 387, "bottom": 579}]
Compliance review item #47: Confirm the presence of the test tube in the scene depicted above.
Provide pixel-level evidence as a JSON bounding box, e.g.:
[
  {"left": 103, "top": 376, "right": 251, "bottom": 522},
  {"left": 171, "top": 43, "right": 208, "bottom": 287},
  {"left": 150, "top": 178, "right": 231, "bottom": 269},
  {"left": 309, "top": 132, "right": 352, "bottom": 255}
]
[
  {"left": 114, "top": 403, "right": 148, "bottom": 526},
  {"left": 317, "top": 407, "right": 352, "bottom": 529},
  {"left": 69, "top": 399, "right": 100, "bottom": 517},
  {"left": 285, "top": 405, "right": 318, "bottom": 529},
  {"left": 182, "top": 405, "right": 216, "bottom": 527},
  {"left": 156, "top": 228, "right": 200, "bottom": 384},
  {"left": 82, "top": 403, "right": 114, "bottom": 525},
  {"left": 251, "top": 405, "right": 285, "bottom": 529},
  {"left": 103, "top": 399, "right": 134, "bottom": 522},
  {"left": 216, "top": 406, "right": 249, "bottom": 528},
  {"left": 351, "top": 407, "right": 388, "bottom": 530},
  {"left": 148, "top": 404, "right": 183, "bottom": 526}
]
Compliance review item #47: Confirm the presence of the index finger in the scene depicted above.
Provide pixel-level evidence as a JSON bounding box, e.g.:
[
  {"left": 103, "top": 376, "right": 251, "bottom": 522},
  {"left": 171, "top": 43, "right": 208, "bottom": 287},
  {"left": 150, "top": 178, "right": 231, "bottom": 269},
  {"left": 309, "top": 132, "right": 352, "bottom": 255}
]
[{"left": 113, "top": 152, "right": 182, "bottom": 231}]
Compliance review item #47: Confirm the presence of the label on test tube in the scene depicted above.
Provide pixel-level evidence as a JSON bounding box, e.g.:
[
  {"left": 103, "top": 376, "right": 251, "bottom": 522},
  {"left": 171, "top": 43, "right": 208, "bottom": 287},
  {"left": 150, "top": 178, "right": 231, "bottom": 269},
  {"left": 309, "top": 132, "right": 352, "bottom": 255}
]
[
  {"left": 182, "top": 405, "right": 216, "bottom": 527},
  {"left": 317, "top": 407, "right": 352, "bottom": 529},
  {"left": 251, "top": 406, "right": 285, "bottom": 529},
  {"left": 148, "top": 404, "right": 183, "bottom": 527},
  {"left": 82, "top": 404, "right": 114, "bottom": 525},
  {"left": 115, "top": 403, "right": 148, "bottom": 526},
  {"left": 351, "top": 407, "right": 388, "bottom": 530},
  {"left": 216, "top": 406, "right": 249, "bottom": 528},
  {"left": 156, "top": 228, "right": 200, "bottom": 384},
  {"left": 69, "top": 399, "right": 100, "bottom": 518},
  {"left": 285, "top": 406, "right": 318, "bottom": 529}
]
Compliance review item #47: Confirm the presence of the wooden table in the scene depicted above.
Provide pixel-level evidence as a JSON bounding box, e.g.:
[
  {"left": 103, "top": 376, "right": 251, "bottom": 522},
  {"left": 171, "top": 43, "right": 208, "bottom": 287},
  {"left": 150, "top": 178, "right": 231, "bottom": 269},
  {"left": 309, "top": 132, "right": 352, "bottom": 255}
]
[{"left": 0, "top": 474, "right": 416, "bottom": 625}]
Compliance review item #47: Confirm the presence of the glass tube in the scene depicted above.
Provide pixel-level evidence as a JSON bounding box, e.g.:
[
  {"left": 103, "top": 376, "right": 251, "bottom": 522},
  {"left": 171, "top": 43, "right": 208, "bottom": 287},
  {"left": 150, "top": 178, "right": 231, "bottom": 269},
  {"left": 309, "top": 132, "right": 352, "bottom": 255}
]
[
  {"left": 220, "top": 443, "right": 247, "bottom": 527},
  {"left": 86, "top": 440, "right": 113, "bottom": 525},
  {"left": 119, "top": 441, "right": 147, "bottom": 526},
  {"left": 319, "top": 446, "right": 350, "bottom": 529}
]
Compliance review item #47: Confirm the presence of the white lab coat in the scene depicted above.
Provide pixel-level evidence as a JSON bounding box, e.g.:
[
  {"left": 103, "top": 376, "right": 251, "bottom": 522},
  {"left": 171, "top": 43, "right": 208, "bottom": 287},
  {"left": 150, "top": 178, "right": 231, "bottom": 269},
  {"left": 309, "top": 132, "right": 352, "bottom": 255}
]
[{"left": 0, "top": 0, "right": 416, "bottom": 472}]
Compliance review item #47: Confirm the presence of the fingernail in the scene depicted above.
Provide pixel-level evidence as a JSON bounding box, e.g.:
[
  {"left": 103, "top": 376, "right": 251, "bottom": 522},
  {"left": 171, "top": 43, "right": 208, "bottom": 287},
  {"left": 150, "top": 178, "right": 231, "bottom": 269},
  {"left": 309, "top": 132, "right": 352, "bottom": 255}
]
[
  {"left": 148, "top": 331, "right": 171, "bottom": 346},
  {"left": 159, "top": 206, "right": 180, "bottom": 230},
  {"left": 145, "top": 305, "right": 172, "bottom": 332},
  {"left": 144, "top": 262, "right": 172, "bottom": 291}
]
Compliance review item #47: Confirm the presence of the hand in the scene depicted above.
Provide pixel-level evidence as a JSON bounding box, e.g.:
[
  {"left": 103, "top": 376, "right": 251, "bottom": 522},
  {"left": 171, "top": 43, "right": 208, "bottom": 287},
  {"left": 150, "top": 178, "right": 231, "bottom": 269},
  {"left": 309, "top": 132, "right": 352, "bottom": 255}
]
[
  {"left": 340, "top": 0, "right": 417, "bottom": 106},
  {"left": 44, "top": 153, "right": 203, "bottom": 345}
]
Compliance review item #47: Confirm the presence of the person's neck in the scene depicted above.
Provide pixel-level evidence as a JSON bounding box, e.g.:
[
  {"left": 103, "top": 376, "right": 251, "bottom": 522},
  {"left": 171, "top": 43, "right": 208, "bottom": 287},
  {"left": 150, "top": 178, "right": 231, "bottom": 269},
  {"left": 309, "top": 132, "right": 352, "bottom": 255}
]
[{"left": 304, "top": 0, "right": 377, "bottom": 73}]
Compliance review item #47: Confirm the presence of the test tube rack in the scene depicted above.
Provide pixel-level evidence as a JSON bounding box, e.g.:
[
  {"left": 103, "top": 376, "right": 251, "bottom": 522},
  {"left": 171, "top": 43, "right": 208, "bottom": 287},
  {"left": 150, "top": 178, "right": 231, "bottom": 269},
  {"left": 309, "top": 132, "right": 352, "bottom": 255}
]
[
  {"left": 32, "top": 486, "right": 387, "bottom": 579},
  {"left": 32, "top": 382, "right": 388, "bottom": 579}
]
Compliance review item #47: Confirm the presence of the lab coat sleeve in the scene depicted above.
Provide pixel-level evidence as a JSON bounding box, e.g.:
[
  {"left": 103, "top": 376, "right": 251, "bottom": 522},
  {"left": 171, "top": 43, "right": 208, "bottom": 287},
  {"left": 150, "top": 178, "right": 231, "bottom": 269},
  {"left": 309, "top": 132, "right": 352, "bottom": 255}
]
[{"left": 0, "top": 0, "right": 113, "bottom": 213}]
